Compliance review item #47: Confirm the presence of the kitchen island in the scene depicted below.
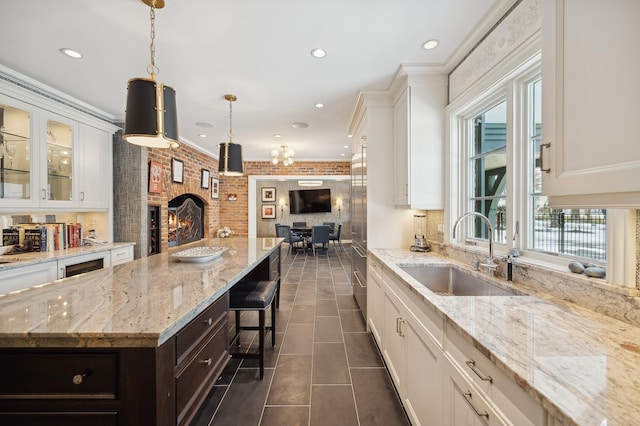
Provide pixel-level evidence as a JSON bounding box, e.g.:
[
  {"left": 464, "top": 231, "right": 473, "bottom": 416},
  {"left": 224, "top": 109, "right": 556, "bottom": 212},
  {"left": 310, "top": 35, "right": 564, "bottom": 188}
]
[
  {"left": 370, "top": 248, "right": 640, "bottom": 426},
  {"left": 0, "top": 237, "right": 282, "bottom": 426}
]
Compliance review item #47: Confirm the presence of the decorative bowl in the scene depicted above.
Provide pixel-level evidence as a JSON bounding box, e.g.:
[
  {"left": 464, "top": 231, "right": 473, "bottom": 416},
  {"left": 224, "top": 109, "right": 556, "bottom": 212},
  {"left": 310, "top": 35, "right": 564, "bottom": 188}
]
[{"left": 171, "top": 246, "right": 228, "bottom": 263}]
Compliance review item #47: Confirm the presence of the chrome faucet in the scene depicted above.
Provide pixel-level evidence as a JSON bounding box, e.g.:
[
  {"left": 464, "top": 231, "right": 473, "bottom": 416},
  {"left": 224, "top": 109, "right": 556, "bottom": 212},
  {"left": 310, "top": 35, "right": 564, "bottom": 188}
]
[{"left": 452, "top": 212, "right": 498, "bottom": 276}]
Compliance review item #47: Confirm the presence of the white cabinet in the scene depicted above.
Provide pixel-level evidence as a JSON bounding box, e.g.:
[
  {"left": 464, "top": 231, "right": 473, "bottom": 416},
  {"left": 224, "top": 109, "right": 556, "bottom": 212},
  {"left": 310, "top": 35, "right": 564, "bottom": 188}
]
[
  {"left": 0, "top": 261, "right": 58, "bottom": 294},
  {"left": 445, "top": 325, "right": 544, "bottom": 426},
  {"left": 392, "top": 70, "right": 447, "bottom": 209},
  {"left": 367, "top": 257, "right": 384, "bottom": 342},
  {"left": 541, "top": 0, "right": 640, "bottom": 207},
  {"left": 380, "top": 266, "right": 445, "bottom": 426},
  {"left": 76, "top": 123, "right": 112, "bottom": 209},
  {"left": 0, "top": 77, "right": 117, "bottom": 212},
  {"left": 111, "top": 245, "right": 134, "bottom": 266}
]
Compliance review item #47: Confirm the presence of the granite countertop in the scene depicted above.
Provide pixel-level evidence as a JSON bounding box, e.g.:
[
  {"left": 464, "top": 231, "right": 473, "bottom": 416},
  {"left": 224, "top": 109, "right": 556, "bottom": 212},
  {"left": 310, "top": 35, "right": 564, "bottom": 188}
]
[
  {"left": 370, "top": 248, "right": 640, "bottom": 426},
  {"left": 0, "top": 238, "right": 282, "bottom": 348},
  {"left": 0, "top": 242, "right": 136, "bottom": 271}
]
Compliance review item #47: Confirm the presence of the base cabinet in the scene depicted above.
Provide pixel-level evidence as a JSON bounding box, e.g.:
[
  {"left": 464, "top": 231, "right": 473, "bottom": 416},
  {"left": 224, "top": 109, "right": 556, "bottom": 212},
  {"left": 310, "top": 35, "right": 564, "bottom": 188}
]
[
  {"left": 370, "top": 255, "right": 547, "bottom": 426},
  {"left": 0, "top": 260, "right": 57, "bottom": 294}
]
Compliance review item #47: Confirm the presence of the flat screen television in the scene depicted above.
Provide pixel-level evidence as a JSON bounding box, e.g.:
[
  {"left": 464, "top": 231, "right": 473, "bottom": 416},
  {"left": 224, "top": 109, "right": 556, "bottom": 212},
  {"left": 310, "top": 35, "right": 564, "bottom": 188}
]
[{"left": 289, "top": 188, "right": 331, "bottom": 214}]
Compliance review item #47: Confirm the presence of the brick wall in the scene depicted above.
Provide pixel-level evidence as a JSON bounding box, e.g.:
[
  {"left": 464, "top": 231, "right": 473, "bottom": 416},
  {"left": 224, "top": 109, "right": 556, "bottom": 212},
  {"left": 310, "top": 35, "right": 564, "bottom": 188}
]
[
  {"left": 147, "top": 145, "right": 220, "bottom": 253},
  {"left": 220, "top": 161, "right": 351, "bottom": 236}
]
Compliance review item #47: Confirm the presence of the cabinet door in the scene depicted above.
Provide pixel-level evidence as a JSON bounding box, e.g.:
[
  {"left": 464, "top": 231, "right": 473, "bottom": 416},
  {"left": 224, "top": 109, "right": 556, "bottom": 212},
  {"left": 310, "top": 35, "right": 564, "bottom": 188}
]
[
  {"left": 0, "top": 95, "right": 37, "bottom": 209},
  {"left": 382, "top": 287, "right": 406, "bottom": 395},
  {"left": 367, "top": 259, "right": 384, "bottom": 343},
  {"left": 404, "top": 315, "right": 444, "bottom": 426},
  {"left": 77, "top": 123, "right": 111, "bottom": 209},
  {"left": 41, "top": 112, "right": 76, "bottom": 206},
  {"left": 541, "top": 0, "right": 640, "bottom": 207},
  {"left": 393, "top": 87, "right": 410, "bottom": 206}
]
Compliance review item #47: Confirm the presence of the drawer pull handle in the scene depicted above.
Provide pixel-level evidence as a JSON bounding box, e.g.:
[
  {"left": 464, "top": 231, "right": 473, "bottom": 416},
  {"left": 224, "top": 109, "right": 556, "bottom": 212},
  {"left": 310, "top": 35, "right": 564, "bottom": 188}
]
[
  {"left": 463, "top": 390, "right": 489, "bottom": 418},
  {"left": 204, "top": 318, "right": 213, "bottom": 326},
  {"left": 465, "top": 359, "right": 493, "bottom": 383},
  {"left": 203, "top": 358, "right": 212, "bottom": 367},
  {"left": 72, "top": 368, "right": 93, "bottom": 385},
  {"left": 540, "top": 142, "right": 551, "bottom": 173}
]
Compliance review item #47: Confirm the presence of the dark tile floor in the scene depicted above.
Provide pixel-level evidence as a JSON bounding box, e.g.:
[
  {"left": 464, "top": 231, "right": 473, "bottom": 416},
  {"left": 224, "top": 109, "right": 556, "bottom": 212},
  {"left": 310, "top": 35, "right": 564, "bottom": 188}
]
[{"left": 191, "top": 243, "right": 410, "bottom": 426}]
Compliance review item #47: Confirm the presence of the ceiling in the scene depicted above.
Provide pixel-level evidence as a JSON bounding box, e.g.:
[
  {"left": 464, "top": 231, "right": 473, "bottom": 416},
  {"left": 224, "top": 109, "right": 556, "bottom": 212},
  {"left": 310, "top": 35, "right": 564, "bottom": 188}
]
[{"left": 0, "top": 0, "right": 515, "bottom": 161}]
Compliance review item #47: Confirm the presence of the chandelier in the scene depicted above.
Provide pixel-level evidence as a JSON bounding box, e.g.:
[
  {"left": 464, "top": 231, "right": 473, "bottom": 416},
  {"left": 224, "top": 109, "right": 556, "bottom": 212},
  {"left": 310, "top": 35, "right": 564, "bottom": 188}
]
[{"left": 271, "top": 145, "right": 295, "bottom": 166}]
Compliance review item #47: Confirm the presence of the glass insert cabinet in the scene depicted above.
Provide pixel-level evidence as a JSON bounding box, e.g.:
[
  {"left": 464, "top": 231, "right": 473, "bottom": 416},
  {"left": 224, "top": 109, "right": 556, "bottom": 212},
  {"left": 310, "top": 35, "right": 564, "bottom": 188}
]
[{"left": 0, "top": 94, "right": 76, "bottom": 208}]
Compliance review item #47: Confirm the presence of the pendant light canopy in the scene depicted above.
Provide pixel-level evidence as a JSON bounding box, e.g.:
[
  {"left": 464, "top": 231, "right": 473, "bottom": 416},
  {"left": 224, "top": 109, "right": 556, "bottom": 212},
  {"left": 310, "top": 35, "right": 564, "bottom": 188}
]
[
  {"left": 123, "top": 0, "right": 179, "bottom": 149},
  {"left": 218, "top": 94, "right": 244, "bottom": 176}
]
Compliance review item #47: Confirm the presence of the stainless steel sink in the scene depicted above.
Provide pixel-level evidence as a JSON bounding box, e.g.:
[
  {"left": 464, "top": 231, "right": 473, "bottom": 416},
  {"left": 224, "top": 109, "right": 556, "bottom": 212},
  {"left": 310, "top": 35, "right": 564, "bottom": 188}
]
[{"left": 399, "top": 266, "right": 525, "bottom": 296}]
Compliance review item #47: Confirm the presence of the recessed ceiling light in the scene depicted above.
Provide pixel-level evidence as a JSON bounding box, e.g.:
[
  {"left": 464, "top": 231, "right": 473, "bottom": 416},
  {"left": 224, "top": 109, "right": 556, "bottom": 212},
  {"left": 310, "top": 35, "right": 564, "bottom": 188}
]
[
  {"left": 343, "top": 145, "right": 349, "bottom": 149},
  {"left": 59, "top": 48, "right": 83, "bottom": 59},
  {"left": 347, "top": 134, "right": 353, "bottom": 138},
  {"left": 341, "top": 153, "right": 345, "bottom": 157},
  {"left": 199, "top": 134, "right": 207, "bottom": 138},
  {"left": 195, "top": 122, "right": 214, "bottom": 128},
  {"left": 422, "top": 39, "right": 439, "bottom": 50},
  {"left": 274, "top": 134, "right": 282, "bottom": 138},
  {"left": 291, "top": 122, "right": 309, "bottom": 129},
  {"left": 314, "top": 103, "right": 324, "bottom": 108},
  {"left": 310, "top": 48, "right": 327, "bottom": 58}
]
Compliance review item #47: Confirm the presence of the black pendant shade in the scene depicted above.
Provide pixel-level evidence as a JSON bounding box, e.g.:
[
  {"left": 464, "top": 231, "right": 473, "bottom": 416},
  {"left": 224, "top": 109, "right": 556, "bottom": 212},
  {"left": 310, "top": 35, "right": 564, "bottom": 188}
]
[
  {"left": 123, "top": 77, "right": 179, "bottom": 148},
  {"left": 218, "top": 142, "right": 244, "bottom": 176}
]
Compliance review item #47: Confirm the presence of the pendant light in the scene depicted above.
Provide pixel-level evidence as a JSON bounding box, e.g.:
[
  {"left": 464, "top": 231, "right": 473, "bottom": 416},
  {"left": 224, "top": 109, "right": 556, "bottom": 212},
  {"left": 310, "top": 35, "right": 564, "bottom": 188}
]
[
  {"left": 218, "top": 94, "right": 244, "bottom": 176},
  {"left": 123, "top": 0, "right": 179, "bottom": 149}
]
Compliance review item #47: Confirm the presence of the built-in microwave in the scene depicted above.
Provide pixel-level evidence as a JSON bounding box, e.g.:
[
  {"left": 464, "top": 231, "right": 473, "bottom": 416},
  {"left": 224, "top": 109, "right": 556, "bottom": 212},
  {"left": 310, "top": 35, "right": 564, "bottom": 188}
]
[{"left": 57, "top": 251, "right": 111, "bottom": 279}]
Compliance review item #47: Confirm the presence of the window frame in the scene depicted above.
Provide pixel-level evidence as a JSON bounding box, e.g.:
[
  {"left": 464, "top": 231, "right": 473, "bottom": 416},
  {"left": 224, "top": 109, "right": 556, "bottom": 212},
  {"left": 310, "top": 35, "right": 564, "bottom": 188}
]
[{"left": 446, "top": 52, "right": 632, "bottom": 287}]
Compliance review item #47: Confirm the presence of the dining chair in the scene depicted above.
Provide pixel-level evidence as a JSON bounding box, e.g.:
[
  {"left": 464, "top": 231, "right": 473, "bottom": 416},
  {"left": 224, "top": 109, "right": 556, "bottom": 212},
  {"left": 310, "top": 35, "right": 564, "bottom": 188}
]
[
  {"left": 276, "top": 224, "right": 304, "bottom": 254},
  {"left": 329, "top": 223, "right": 344, "bottom": 252},
  {"left": 322, "top": 222, "right": 336, "bottom": 233},
  {"left": 292, "top": 221, "right": 307, "bottom": 228},
  {"left": 310, "top": 225, "right": 331, "bottom": 255}
]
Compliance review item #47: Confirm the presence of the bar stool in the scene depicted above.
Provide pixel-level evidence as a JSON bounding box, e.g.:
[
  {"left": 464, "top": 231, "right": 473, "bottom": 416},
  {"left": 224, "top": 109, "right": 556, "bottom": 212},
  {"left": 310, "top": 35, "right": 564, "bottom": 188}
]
[{"left": 229, "top": 280, "right": 278, "bottom": 379}]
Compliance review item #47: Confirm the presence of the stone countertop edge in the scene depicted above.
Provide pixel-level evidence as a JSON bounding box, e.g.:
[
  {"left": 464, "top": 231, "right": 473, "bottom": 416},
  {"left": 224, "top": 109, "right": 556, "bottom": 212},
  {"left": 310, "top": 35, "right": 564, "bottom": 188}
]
[
  {"left": 369, "top": 248, "right": 640, "bottom": 426},
  {"left": 0, "top": 242, "right": 136, "bottom": 270},
  {"left": 0, "top": 238, "right": 283, "bottom": 350}
]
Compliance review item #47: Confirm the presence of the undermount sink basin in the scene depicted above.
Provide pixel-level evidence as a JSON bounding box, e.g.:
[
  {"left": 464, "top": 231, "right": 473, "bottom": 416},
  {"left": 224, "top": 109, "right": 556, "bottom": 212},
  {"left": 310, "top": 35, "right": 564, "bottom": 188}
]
[{"left": 399, "top": 266, "right": 525, "bottom": 296}]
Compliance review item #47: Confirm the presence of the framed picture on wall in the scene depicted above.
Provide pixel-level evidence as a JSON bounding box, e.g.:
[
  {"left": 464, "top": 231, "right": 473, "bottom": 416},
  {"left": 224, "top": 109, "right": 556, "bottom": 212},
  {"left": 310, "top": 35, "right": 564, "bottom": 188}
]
[
  {"left": 171, "top": 158, "right": 184, "bottom": 184},
  {"left": 149, "top": 161, "right": 162, "bottom": 193},
  {"left": 261, "top": 187, "right": 276, "bottom": 202},
  {"left": 262, "top": 204, "right": 276, "bottom": 219},
  {"left": 211, "top": 177, "right": 219, "bottom": 199},
  {"left": 201, "top": 169, "right": 210, "bottom": 189}
]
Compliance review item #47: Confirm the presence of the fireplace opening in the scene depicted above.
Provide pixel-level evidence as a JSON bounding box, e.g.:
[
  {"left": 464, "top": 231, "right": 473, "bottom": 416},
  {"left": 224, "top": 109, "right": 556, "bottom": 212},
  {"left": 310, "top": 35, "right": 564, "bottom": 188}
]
[{"left": 168, "top": 194, "right": 205, "bottom": 247}]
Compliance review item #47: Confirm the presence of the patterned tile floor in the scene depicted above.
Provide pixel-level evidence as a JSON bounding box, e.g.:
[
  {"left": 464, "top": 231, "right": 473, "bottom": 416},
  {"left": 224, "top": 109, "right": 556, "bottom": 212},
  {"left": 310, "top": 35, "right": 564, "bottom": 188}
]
[{"left": 191, "top": 243, "right": 409, "bottom": 426}]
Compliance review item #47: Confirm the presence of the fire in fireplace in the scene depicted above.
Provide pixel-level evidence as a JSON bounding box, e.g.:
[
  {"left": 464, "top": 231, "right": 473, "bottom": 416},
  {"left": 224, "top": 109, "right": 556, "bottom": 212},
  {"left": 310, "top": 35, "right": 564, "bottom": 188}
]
[{"left": 168, "top": 194, "right": 205, "bottom": 247}]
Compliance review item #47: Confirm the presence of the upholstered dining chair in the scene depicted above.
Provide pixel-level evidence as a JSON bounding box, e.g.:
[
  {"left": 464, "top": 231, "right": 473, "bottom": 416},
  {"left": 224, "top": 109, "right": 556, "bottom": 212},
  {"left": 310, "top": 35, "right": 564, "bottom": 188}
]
[
  {"left": 329, "top": 223, "right": 344, "bottom": 252},
  {"left": 322, "top": 222, "right": 336, "bottom": 233},
  {"left": 276, "top": 224, "right": 304, "bottom": 254},
  {"left": 310, "top": 225, "right": 331, "bottom": 255},
  {"left": 292, "top": 221, "right": 307, "bottom": 228}
]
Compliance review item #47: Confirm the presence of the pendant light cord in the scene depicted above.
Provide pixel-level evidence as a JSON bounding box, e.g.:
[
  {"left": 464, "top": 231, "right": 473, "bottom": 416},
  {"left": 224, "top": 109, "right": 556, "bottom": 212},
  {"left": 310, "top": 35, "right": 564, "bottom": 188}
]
[
  {"left": 228, "top": 99, "right": 234, "bottom": 143},
  {"left": 147, "top": 0, "right": 159, "bottom": 79}
]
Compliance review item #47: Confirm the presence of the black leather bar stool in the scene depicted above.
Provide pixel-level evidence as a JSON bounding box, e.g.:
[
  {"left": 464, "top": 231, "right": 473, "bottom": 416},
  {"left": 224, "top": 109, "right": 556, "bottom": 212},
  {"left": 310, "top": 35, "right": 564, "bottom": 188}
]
[{"left": 229, "top": 280, "right": 278, "bottom": 379}]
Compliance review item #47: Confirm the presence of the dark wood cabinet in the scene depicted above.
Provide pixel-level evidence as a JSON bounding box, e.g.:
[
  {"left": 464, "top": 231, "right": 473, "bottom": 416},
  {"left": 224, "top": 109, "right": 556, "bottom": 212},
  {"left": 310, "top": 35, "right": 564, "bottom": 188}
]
[{"left": 0, "top": 244, "right": 282, "bottom": 426}]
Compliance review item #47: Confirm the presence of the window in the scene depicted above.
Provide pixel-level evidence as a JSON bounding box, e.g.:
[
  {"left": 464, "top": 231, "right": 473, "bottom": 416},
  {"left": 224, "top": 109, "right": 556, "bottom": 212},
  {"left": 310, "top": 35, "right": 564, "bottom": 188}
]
[
  {"left": 455, "top": 58, "right": 607, "bottom": 265},
  {"left": 471, "top": 101, "right": 507, "bottom": 244}
]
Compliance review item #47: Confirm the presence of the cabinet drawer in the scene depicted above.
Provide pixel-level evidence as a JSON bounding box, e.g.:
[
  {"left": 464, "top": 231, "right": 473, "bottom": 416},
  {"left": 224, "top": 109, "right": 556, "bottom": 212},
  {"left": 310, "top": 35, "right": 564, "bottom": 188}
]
[
  {"left": 176, "top": 295, "right": 227, "bottom": 364},
  {"left": 446, "top": 329, "right": 543, "bottom": 426},
  {"left": 110, "top": 246, "right": 133, "bottom": 266},
  {"left": 176, "top": 322, "right": 228, "bottom": 425},
  {"left": 0, "top": 412, "right": 117, "bottom": 426},
  {"left": 0, "top": 351, "right": 117, "bottom": 399}
]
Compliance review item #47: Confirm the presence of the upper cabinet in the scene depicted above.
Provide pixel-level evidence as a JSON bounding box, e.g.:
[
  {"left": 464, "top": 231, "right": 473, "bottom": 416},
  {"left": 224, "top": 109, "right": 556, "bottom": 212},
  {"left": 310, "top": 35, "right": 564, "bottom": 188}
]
[
  {"left": 541, "top": 0, "right": 640, "bottom": 207},
  {"left": 0, "top": 80, "right": 118, "bottom": 212},
  {"left": 392, "top": 69, "right": 447, "bottom": 209}
]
